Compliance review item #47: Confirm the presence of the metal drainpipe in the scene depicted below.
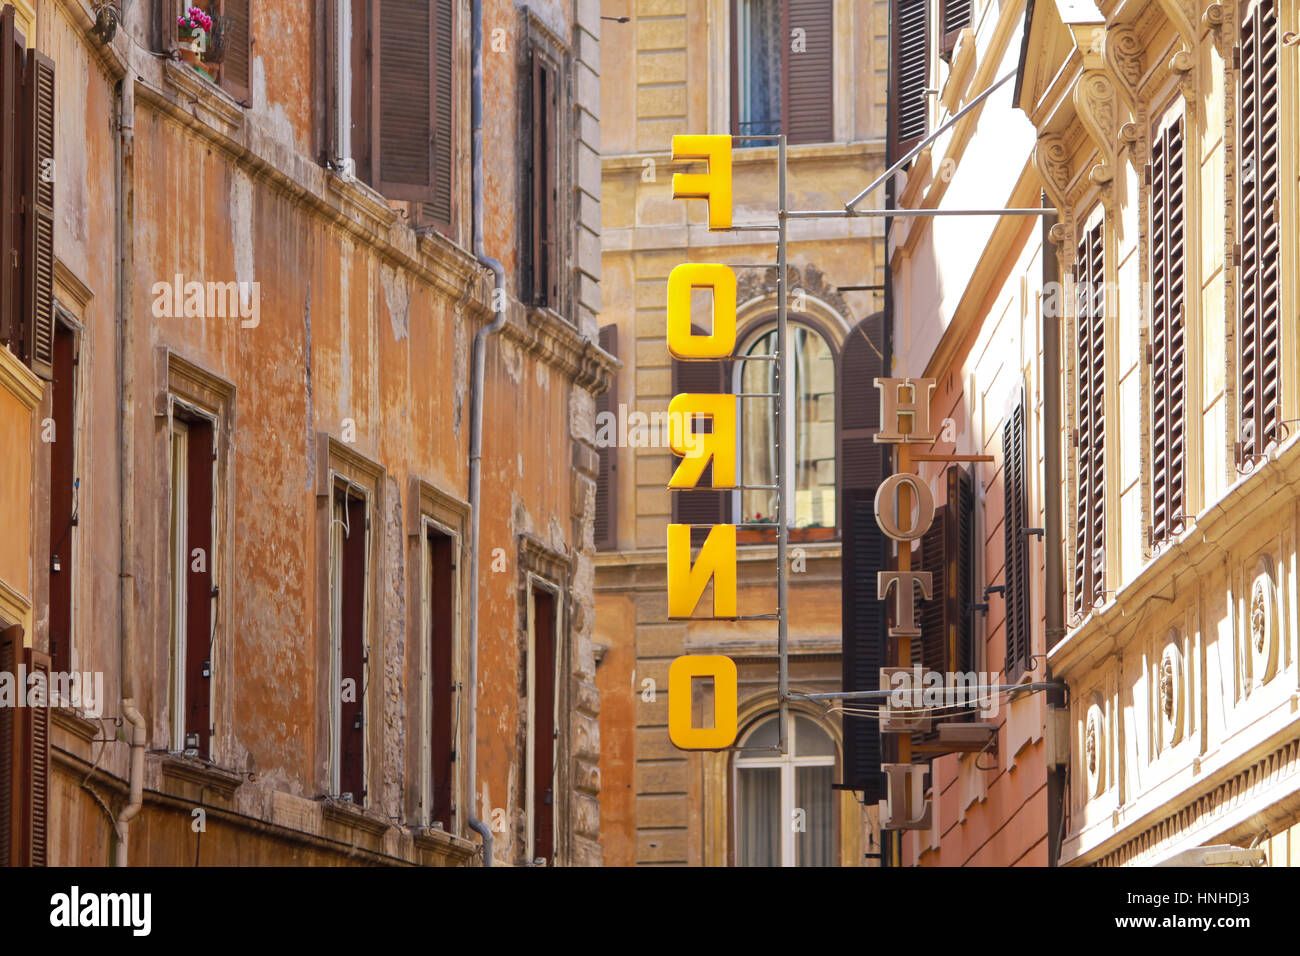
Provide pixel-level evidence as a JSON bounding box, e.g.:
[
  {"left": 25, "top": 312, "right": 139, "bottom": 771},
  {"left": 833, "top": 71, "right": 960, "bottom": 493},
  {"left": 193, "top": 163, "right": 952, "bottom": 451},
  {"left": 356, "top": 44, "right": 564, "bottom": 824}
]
[
  {"left": 113, "top": 71, "right": 146, "bottom": 868},
  {"left": 466, "top": 0, "right": 506, "bottom": 867},
  {"left": 1040, "top": 193, "right": 1066, "bottom": 866}
]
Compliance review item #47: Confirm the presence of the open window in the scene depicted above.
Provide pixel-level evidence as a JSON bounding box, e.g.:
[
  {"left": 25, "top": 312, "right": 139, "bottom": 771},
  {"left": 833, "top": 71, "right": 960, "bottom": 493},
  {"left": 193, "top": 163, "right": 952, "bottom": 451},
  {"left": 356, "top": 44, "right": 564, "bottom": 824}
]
[
  {"left": 168, "top": 406, "right": 215, "bottom": 757},
  {"left": 321, "top": 0, "right": 456, "bottom": 232},
  {"left": 329, "top": 480, "right": 369, "bottom": 803},
  {"left": 47, "top": 308, "right": 80, "bottom": 677},
  {"left": 730, "top": 0, "right": 834, "bottom": 145}
]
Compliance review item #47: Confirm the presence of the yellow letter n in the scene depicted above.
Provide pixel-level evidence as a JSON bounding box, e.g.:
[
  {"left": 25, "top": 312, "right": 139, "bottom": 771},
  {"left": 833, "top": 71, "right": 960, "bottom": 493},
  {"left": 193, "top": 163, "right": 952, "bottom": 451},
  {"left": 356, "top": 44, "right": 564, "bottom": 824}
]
[{"left": 667, "top": 524, "right": 737, "bottom": 619}]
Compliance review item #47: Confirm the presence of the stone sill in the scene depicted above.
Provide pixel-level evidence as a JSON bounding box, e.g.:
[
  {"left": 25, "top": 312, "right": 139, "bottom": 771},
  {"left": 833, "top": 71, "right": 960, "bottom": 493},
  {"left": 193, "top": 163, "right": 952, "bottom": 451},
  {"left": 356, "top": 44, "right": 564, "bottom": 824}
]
[
  {"left": 601, "top": 139, "right": 886, "bottom": 172},
  {"left": 156, "top": 751, "right": 245, "bottom": 802},
  {"left": 411, "top": 825, "right": 479, "bottom": 863},
  {"left": 321, "top": 796, "right": 392, "bottom": 837},
  {"left": 594, "top": 539, "right": 842, "bottom": 569}
]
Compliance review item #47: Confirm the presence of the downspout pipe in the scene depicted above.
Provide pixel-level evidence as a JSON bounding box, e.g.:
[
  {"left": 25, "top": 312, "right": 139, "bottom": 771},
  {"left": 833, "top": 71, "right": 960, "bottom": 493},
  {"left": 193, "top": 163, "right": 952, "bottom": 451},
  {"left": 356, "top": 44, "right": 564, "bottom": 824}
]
[
  {"left": 466, "top": 0, "right": 505, "bottom": 866},
  {"left": 1040, "top": 193, "right": 1067, "bottom": 866},
  {"left": 113, "top": 70, "right": 146, "bottom": 868}
]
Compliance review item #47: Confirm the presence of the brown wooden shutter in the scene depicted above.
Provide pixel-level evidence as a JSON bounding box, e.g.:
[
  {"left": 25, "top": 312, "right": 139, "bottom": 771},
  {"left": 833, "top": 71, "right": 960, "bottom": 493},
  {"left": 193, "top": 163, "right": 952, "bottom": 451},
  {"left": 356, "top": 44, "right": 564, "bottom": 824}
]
[
  {"left": 339, "top": 490, "right": 368, "bottom": 802},
  {"left": 1238, "top": 0, "right": 1281, "bottom": 461},
  {"left": 529, "top": 50, "right": 558, "bottom": 307},
  {"left": 940, "top": 0, "right": 972, "bottom": 58},
  {"left": 840, "top": 488, "right": 888, "bottom": 802},
  {"left": 22, "top": 50, "right": 54, "bottom": 380},
  {"left": 422, "top": 0, "right": 455, "bottom": 230},
  {"left": 218, "top": 0, "right": 251, "bottom": 103},
  {"left": 185, "top": 418, "right": 214, "bottom": 758},
  {"left": 839, "top": 313, "right": 888, "bottom": 497},
  {"left": 349, "top": 0, "right": 372, "bottom": 187},
  {"left": 1074, "top": 219, "right": 1106, "bottom": 615},
  {"left": 672, "top": 339, "right": 729, "bottom": 544},
  {"left": 0, "top": 629, "right": 49, "bottom": 866},
  {"left": 785, "top": 0, "right": 833, "bottom": 145},
  {"left": 1150, "top": 116, "right": 1187, "bottom": 545},
  {"left": 594, "top": 325, "right": 619, "bottom": 551},
  {"left": 0, "top": 7, "right": 19, "bottom": 354},
  {"left": 532, "top": 586, "right": 557, "bottom": 862},
  {"left": 428, "top": 528, "right": 455, "bottom": 830},
  {"left": 891, "top": 0, "right": 929, "bottom": 160},
  {"left": 376, "top": 0, "right": 436, "bottom": 202},
  {"left": 1002, "top": 386, "right": 1031, "bottom": 679},
  {"left": 48, "top": 321, "right": 76, "bottom": 675},
  {"left": 915, "top": 467, "right": 973, "bottom": 677}
]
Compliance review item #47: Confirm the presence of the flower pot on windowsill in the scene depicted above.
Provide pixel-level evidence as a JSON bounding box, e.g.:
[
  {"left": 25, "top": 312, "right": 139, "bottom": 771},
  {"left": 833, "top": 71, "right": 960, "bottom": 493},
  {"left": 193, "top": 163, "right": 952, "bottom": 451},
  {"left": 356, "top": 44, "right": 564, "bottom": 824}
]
[
  {"left": 736, "top": 525, "right": 835, "bottom": 545},
  {"left": 177, "top": 30, "right": 202, "bottom": 67}
]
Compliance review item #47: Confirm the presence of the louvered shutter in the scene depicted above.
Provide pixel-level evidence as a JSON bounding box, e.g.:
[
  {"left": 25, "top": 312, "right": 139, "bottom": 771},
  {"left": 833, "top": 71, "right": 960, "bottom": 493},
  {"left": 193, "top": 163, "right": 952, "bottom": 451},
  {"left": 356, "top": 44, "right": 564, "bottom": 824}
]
[
  {"left": 22, "top": 50, "right": 54, "bottom": 380},
  {"left": 1074, "top": 220, "right": 1106, "bottom": 615},
  {"left": 0, "top": 628, "right": 49, "bottom": 866},
  {"left": 1150, "top": 116, "right": 1187, "bottom": 545},
  {"left": 377, "top": 0, "right": 436, "bottom": 203},
  {"left": 0, "top": 7, "right": 19, "bottom": 354},
  {"left": 839, "top": 312, "right": 888, "bottom": 499},
  {"left": 914, "top": 467, "right": 973, "bottom": 677},
  {"left": 595, "top": 325, "right": 619, "bottom": 551},
  {"left": 423, "top": 0, "right": 455, "bottom": 230},
  {"left": 218, "top": 0, "right": 251, "bottom": 103},
  {"left": 940, "top": 0, "right": 972, "bottom": 58},
  {"left": 892, "top": 0, "right": 929, "bottom": 160},
  {"left": 529, "top": 50, "right": 558, "bottom": 306},
  {"left": 1238, "top": 0, "right": 1280, "bottom": 461},
  {"left": 1002, "top": 388, "right": 1031, "bottom": 678},
  {"left": 840, "top": 489, "right": 887, "bottom": 801},
  {"left": 785, "top": 0, "right": 833, "bottom": 144},
  {"left": 672, "top": 342, "right": 729, "bottom": 544},
  {"left": 0, "top": 624, "right": 16, "bottom": 863}
]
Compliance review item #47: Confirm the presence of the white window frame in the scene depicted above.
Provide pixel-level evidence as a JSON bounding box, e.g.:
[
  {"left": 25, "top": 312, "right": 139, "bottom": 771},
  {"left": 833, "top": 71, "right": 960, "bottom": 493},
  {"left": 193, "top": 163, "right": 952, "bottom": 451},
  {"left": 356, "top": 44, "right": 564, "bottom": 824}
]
[
  {"left": 733, "top": 714, "right": 837, "bottom": 866},
  {"left": 733, "top": 321, "right": 836, "bottom": 529}
]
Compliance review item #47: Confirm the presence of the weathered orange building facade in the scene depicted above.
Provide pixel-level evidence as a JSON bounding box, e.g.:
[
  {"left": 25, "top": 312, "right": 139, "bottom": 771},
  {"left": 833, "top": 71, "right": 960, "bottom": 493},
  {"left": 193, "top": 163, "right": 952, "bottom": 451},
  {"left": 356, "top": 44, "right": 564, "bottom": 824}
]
[{"left": 1, "top": 0, "right": 611, "bottom": 867}]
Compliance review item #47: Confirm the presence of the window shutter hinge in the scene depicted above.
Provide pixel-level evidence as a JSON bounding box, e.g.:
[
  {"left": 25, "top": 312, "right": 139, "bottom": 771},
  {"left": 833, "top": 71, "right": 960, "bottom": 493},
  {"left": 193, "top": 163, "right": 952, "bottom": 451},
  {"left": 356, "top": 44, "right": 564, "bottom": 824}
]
[
  {"left": 1145, "top": 343, "right": 1153, "bottom": 364},
  {"left": 1071, "top": 427, "right": 1080, "bottom": 448},
  {"left": 1232, "top": 45, "right": 1241, "bottom": 70},
  {"left": 1233, "top": 242, "right": 1241, "bottom": 267},
  {"left": 1143, "top": 164, "right": 1152, "bottom": 187}
]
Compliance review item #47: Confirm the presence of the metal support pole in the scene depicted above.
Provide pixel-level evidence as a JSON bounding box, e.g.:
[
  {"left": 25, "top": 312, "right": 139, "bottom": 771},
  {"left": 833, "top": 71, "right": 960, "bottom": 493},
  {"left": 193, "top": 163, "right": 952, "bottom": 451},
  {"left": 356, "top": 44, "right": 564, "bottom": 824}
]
[{"left": 776, "top": 134, "right": 789, "bottom": 756}]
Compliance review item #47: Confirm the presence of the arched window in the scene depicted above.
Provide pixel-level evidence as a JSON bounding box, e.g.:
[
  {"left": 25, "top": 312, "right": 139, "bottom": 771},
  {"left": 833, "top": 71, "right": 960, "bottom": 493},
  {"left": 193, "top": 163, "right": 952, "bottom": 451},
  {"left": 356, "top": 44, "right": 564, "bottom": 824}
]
[
  {"left": 736, "top": 323, "right": 837, "bottom": 531},
  {"left": 734, "top": 713, "right": 836, "bottom": 866}
]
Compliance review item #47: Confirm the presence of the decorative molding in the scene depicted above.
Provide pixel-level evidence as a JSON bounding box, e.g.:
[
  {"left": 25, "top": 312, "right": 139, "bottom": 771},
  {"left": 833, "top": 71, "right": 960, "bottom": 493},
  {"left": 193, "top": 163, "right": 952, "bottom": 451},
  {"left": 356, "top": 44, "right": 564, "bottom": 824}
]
[
  {"left": 1073, "top": 70, "right": 1123, "bottom": 187},
  {"left": 1104, "top": 26, "right": 1144, "bottom": 110},
  {"left": 1035, "top": 134, "right": 1073, "bottom": 216},
  {"left": 735, "top": 263, "right": 851, "bottom": 323},
  {"left": 320, "top": 796, "right": 392, "bottom": 837},
  {"left": 0, "top": 343, "right": 44, "bottom": 410},
  {"left": 157, "top": 752, "right": 245, "bottom": 801},
  {"left": 1095, "top": 736, "right": 1300, "bottom": 866}
]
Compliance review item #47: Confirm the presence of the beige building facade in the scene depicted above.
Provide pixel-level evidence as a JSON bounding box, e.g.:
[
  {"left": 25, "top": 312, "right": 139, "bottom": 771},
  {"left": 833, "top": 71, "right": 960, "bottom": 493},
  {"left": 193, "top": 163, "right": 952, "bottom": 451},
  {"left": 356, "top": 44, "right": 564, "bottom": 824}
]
[{"left": 594, "top": 0, "right": 891, "bottom": 866}]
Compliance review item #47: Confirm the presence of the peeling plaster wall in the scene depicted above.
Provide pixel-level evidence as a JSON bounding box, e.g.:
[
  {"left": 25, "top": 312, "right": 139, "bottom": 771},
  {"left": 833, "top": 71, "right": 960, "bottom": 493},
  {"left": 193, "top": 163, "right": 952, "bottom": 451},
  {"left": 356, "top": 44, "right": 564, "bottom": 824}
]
[{"left": 35, "top": 0, "right": 608, "bottom": 866}]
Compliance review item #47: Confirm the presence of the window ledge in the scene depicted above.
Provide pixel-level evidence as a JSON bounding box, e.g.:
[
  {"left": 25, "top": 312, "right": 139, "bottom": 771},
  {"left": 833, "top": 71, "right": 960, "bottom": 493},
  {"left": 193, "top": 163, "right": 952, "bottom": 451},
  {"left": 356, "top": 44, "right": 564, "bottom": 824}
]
[
  {"left": 411, "top": 825, "right": 479, "bottom": 863},
  {"left": 156, "top": 751, "right": 245, "bottom": 802},
  {"left": 325, "top": 171, "right": 400, "bottom": 235},
  {"left": 50, "top": 706, "right": 102, "bottom": 745},
  {"left": 160, "top": 58, "right": 246, "bottom": 135},
  {"left": 320, "top": 796, "right": 391, "bottom": 837}
]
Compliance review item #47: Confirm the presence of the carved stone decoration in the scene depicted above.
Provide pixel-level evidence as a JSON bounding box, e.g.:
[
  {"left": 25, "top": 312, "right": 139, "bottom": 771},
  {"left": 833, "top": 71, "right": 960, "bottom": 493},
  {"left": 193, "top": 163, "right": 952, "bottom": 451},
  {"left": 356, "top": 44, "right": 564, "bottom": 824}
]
[
  {"left": 1085, "top": 696, "right": 1106, "bottom": 797},
  {"left": 1034, "top": 134, "right": 1073, "bottom": 219},
  {"left": 1247, "top": 558, "right": 1279, "bottom": 687},
  {"left": 735, "top": 263, "right": 851, "bottom": 324},
  {"left": 1158, "top": 635, "right": 1184, "bottom": 750},
  {"left": 1156, "top": 0, "right": 1198, "bottom": 54},
  {"left": 1073, "top": 71, "right": 1123, "bottom": 186},
  {"left": 1104, "top": 27, "right": 1143, "bottom": 108}
]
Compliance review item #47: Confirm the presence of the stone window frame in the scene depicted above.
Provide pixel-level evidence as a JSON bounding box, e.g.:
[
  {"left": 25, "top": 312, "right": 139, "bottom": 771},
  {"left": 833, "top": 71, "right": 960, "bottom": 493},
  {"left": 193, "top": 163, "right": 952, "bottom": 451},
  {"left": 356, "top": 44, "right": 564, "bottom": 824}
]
[
  {"left": 313, "top": 433, "right": 385, "bottom": 805},
  {"left": 405, "top": 477, "right": 471, "bottom": 835},
  {"left": 152, "top": 348, "right": 236, "bottom": 763}
]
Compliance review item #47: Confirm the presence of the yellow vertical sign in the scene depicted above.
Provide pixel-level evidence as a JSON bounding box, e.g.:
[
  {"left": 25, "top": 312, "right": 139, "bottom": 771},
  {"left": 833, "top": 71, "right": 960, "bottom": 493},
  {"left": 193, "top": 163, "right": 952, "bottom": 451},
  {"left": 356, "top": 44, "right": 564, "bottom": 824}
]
[{"left": 666, "top": 135, "right": 740, "bottom": 750}]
